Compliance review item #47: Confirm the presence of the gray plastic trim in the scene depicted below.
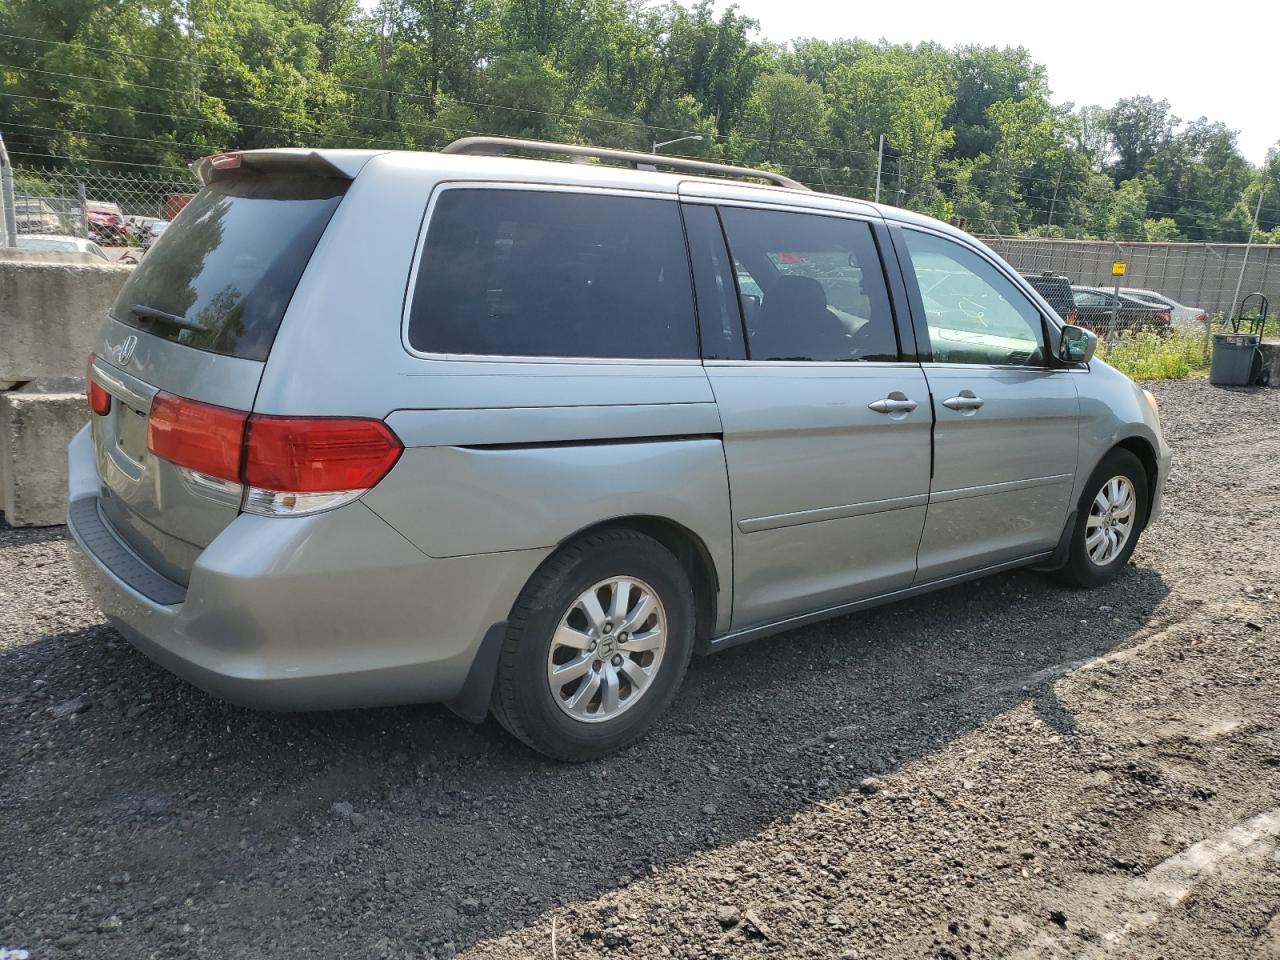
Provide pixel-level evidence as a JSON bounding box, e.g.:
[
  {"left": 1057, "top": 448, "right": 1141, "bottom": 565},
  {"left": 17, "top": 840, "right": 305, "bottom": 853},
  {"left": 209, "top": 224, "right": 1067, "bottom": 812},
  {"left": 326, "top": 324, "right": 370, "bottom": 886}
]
[{"left": 68, "top": 497, "right": 187, "bottom": 606}]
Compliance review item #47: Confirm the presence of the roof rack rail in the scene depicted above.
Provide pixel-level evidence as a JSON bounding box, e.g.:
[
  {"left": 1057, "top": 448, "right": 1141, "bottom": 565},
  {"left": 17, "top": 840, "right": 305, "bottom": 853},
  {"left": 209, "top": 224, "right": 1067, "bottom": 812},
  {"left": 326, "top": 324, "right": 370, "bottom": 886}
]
[{"left": 440, "top": 136, "right": 809, "bottom": 191}]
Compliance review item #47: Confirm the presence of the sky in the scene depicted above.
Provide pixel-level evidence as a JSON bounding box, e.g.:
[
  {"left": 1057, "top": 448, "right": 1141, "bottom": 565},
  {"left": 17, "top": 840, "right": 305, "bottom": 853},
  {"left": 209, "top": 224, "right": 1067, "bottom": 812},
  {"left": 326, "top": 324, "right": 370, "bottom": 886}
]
[{"left": 722, "top": 0, "right": 1278, "bottom": 165}]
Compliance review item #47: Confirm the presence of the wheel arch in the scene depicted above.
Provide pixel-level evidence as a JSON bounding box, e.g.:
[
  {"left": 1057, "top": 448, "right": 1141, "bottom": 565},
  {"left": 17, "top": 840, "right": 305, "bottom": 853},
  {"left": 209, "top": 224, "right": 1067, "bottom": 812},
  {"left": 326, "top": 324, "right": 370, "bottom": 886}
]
[
  {"left": 551, "top": 515, "right": 722, "bottom": 649},
  {"left": 1112, "top": 435, "right": 1158, "bottom": 525}
]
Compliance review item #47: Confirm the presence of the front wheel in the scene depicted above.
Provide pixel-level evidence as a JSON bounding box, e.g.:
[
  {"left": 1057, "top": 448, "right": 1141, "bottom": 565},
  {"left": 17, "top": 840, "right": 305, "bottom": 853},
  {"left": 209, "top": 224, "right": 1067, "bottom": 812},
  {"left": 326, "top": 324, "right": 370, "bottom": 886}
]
[
  {"left": 1056, "top": 448, "right": 1148, "bottom": 588},
  {"left": 491, "top": 529, "right": 695, "bottom": 761}
]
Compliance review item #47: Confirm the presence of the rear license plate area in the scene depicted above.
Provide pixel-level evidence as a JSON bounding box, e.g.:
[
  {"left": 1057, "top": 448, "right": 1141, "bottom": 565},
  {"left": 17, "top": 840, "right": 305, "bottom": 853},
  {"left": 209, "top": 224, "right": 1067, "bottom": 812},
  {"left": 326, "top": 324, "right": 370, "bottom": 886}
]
[{"left": 115, "top": 403, "right": 149, "bottom": 464}]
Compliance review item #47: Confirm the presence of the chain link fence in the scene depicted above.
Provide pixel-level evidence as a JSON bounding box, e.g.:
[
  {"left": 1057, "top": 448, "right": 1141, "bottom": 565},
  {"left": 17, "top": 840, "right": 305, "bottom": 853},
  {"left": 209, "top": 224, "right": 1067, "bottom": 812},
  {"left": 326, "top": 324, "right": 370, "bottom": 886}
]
[
  {"left": 981, "top": 236, "right": 1279, "bottom": 339},
  {"left": 4, "top": 164, "right": 1275, "bottom": 343},
  {"left": 10, "top": 165, "right": 198, "bottom": 247}
]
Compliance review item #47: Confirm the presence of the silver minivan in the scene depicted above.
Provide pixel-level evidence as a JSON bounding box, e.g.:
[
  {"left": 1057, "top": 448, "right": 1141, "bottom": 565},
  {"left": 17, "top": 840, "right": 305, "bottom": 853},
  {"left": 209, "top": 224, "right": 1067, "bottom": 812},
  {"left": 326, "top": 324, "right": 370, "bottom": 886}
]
[{"left": 68, "top": 138, "right": 1171, "bottom": 760}]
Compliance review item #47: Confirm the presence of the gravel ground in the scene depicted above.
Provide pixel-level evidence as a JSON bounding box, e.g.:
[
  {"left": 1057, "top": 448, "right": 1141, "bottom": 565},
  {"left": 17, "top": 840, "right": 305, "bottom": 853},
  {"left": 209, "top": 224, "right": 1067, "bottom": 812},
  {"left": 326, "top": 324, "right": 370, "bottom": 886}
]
[{"left": 2, "top": 378, "right": 1278, "bottom": 960}]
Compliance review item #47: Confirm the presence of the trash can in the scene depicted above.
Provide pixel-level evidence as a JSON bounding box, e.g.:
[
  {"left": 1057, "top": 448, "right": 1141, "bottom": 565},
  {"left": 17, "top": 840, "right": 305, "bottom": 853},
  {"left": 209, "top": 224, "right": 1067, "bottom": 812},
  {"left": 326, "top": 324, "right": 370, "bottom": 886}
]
[{"left": 1210, "top": 333, "right": 1260, "bottom": 386}]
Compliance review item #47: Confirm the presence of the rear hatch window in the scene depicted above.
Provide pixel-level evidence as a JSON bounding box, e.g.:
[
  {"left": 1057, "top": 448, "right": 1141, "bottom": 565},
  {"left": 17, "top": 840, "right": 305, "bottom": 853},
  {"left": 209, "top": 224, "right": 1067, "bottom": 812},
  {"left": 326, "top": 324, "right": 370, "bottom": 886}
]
[{"left": 110, "top": 174, "right": 347, "bottom": 361}]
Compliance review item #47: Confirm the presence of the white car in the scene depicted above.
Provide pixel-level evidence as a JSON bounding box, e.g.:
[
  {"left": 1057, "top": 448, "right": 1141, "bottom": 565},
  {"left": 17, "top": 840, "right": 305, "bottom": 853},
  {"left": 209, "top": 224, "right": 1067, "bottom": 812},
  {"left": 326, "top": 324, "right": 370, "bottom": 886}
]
[
  {"left": 15, "top": 234, "right": 111, "bottom": 261},
  {"left": 1120, "top": 288, "right": 1207, "bottom": 331}
]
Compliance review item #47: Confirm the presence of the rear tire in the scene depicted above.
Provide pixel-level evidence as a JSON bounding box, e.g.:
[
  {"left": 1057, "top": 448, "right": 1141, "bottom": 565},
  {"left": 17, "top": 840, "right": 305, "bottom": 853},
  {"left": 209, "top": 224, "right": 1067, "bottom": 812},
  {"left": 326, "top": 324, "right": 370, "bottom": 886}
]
[
  {"left": 492, "top": 528, "right": 695, "bottom": 761},
  {"left": 1056, "top": 448, "right": 1148, "bottom": 588}
]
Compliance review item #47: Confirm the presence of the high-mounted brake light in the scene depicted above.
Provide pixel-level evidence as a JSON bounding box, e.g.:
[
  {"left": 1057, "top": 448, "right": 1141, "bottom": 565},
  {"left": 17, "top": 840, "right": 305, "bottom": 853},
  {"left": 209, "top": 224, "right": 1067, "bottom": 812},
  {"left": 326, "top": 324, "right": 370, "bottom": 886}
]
[
  {"left": 145, "top": 392, "right": 402, "bottom": 517},
  {"left": 86, "top": 353, "right": 111, "bottom": 416},
  {"left": 208, "top": 152, "right": 242, "bottom": 170}
]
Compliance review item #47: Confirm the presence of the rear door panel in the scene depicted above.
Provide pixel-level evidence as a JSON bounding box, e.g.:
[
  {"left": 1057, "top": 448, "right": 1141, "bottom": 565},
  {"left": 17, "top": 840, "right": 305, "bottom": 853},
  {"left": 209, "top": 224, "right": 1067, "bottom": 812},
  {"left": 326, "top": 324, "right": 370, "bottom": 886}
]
[
  {"left": 707, "top": 362, "right": 932, "bottom": 626},
  {"left": 683, "top": 197, "right": 931, "bottom": 629}
]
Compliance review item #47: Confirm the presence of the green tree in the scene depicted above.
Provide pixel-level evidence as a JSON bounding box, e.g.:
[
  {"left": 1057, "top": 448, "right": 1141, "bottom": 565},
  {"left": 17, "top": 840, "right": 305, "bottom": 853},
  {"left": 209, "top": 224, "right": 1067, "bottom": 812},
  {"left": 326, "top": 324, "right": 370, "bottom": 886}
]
[
  {"left": 1104, "top": 95, "right": 1173, "bottom": 181},
  {"left": 661, "top": 1, "right": 763, "bottom": 135},
  {"left": 825, "top": 45, "right": 954, "bottom": 201},
  {"left": 945, "top": 45, "right": 1043, "bottom": 160},
  {"left": 735, "top": 71, "right": 822, "bottom": 167},
  {"left": 475, "top": 49, "right": 569, "bottom": 140},
  {"left": 1108, "top": 177, "right": 1152, "bottom": 239}
]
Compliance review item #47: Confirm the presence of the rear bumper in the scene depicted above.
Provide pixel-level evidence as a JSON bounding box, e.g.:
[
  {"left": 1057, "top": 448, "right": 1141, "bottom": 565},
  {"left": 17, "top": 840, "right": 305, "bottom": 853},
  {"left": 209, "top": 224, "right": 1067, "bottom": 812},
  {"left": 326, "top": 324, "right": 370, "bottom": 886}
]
[{"left": 66, "top": 425, "right": 548, "bottom": 710}]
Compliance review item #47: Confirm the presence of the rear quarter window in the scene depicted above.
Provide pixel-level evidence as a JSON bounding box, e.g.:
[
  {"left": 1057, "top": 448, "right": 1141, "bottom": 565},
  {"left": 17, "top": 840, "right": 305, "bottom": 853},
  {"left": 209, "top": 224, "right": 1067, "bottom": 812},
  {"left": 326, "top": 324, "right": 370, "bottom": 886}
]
[
  {"left": 406, "top": 188, "right": 698, "bottom": 359},
  {"left": 110, "top": 175, "right": 347, "bottom": 362}
]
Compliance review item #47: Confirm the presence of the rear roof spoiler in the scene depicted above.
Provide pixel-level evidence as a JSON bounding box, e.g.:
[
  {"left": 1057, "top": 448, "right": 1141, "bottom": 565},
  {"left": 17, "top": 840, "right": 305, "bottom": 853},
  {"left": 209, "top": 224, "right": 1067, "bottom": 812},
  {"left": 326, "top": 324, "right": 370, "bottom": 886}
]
[
  {"left": 191, "top": 149, "right": 384, "bottom": 186},
  {"left": 441, "top": 136, "right": 809, "bottom": 191}
]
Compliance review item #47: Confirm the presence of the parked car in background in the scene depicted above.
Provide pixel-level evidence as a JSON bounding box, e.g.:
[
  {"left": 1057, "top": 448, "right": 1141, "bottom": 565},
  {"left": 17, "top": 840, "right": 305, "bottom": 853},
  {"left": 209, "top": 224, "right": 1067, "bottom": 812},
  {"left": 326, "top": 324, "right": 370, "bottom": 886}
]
[
  {"left": 1120, "top": 288, "right": 1207, "bottom": 331},
  {"left": 1072, "top": 285, "right": 1171, "bottom": 334},
  {"left": 87, "top": 200, "right": 128, "bottom": 245},
  {"left": 1022, "top": 272, "right": 1079, "bottom": 325},
  {"left": 125, "top": 215, "right": 162, "bottom": 240},
  {"left": 70, "top": 140, "right": 1170, "bottom": 760},
  {"left": 16, "top": 234, "right": 111, "bottom": 261},
  {"left": 140, "top": 220, "right": 169, "bottom": 251},
  {"left": 13, "top": 196, "right": 69, "bottom": 235}
]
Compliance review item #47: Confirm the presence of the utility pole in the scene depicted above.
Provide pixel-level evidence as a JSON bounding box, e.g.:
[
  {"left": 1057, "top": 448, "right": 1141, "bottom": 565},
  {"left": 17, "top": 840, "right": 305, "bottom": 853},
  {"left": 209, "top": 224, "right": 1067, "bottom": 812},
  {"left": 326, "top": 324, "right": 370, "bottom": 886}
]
[
  {"left": 1047, "top": 163, "right": 1064, "bottom": 228},
  {"left": 1106, "top": 241, "right": 1124, "bottom": 350},
  {"left": 874, "top": 134, "right": 884, "bottom": 204},
  {"left": 1227, "top": 186, "right": 1267, "bottom": 327}
]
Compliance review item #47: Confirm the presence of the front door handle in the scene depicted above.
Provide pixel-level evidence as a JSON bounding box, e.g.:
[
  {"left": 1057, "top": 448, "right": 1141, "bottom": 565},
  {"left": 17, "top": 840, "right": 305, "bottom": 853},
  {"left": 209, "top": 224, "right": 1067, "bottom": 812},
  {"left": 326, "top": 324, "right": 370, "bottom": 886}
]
[
  {"left": 942, "top": 390, "right": 985, "bottom": 411},
  {"left": 868, "top": 392, "right": 918, "bottom": 415}
]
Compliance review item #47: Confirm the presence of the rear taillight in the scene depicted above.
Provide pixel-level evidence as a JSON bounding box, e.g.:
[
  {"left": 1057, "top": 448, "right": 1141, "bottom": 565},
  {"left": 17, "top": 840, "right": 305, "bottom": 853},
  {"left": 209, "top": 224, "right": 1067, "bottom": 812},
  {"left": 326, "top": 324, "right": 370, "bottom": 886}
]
[
  {"left": 86, "top": 353, "right": 111, "bottom": 416},
  {"left": 147, "top": 392, "right": 248, "bottom": 482},
  {"left": 241, "top": 417, "right": 402, "bottom": 516},
  {"left": 1067, "top": 307, "right": 1078, "bottom": 325},
  {"left": 1155, "top": 311, "right": 1170, "bottom": 325},
  {"left": 145, "top": 392, "right": 402, "bottom": 516}
]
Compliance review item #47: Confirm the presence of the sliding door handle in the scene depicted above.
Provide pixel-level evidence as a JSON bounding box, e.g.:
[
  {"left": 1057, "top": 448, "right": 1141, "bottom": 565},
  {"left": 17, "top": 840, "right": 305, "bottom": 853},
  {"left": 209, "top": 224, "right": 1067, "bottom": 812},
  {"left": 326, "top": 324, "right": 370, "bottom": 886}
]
[
  {"left": 868, "top": 393, "right": 918, "bottom": 414},
  {"left": 942, "top": 390, "right": 985, "bottom": 411}
]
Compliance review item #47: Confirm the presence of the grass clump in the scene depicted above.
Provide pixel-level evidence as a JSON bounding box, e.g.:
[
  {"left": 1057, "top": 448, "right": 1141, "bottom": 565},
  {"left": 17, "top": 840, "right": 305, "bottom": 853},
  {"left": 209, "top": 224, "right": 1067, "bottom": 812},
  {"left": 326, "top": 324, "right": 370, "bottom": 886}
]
[{"left": 1102, "top": 331, "right": 1209, "bottom": 381}]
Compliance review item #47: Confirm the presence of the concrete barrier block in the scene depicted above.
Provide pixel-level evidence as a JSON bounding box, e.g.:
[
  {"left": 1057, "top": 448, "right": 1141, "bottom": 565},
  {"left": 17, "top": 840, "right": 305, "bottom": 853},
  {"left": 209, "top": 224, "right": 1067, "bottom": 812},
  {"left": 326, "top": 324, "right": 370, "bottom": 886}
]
[
  {"left": 0, "top": 260, "right": 132, "bottom": 382},
  {"left": 0, "top": 247, "right": 110, "bottom": 265},
  {"left": 1, "top": 390, "right": 88, "bottom": 527}
]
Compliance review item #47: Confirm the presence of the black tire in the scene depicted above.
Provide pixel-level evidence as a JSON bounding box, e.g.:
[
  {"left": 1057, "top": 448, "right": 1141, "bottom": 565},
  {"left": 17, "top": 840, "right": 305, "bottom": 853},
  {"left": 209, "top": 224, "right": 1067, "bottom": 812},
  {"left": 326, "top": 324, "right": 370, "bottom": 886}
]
[
  {"left": 1055, "top": 448, "right": 1148, "bottom": 588},
  {"left": 491, "top": 528, "right": 695, "bottom": 761}
]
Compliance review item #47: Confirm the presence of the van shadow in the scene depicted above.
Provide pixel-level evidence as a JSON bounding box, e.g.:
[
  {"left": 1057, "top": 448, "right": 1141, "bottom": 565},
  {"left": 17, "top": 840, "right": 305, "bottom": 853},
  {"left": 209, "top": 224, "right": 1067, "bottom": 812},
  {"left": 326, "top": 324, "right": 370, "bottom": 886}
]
[{"left": 2, "top": 556, "right": 1168, "bottom": 958}]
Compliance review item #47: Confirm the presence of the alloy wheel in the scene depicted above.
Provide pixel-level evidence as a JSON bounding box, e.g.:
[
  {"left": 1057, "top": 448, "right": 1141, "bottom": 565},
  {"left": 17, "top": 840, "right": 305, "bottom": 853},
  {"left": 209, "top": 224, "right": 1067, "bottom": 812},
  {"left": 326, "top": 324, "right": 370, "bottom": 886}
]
[
  {"left": 545, "top": 576, "right": 667, "bottom": 723},
  {"left": 1086, "top": 475, "right": 1137, "bottom": 566}
]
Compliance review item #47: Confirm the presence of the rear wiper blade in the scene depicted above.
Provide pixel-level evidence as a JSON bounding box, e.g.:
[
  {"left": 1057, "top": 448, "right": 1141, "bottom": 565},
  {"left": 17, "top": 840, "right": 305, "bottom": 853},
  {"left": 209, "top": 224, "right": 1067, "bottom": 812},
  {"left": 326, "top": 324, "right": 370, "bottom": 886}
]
[{"left": 130, "top": 303, "right": 205, "bottom": 331}]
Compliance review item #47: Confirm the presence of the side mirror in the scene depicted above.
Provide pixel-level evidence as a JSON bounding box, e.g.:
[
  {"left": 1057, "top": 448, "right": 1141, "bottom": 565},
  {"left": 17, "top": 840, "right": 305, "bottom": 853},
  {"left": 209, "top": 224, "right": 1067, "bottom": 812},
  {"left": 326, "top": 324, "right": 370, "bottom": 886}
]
[{"left": 1057, "top": 324, "right": 1096, "bottom": 364}]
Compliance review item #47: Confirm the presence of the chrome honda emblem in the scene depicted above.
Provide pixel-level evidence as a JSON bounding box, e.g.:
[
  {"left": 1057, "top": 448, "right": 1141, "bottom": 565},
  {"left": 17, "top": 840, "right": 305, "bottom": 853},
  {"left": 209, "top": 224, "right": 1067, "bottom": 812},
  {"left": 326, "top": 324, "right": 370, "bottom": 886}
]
[{"left": 113, "top": 334, "right": 138, "bottom": 366}]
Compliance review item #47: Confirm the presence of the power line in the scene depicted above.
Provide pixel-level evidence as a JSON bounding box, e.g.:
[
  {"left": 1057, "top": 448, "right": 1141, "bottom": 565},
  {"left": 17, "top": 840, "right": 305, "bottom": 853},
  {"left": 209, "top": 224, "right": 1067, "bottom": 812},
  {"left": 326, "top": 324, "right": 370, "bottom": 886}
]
[
  {"left": 0, "top": 29, "right": 882, "bottom": 161},
  {"left": 0, "top": 90, "right": 423, "bottom": 151},
  {"left": 0, "top": 61, "right": 889, "bottom": 181},
  {"left": 0, "top": 31, "right": 715, "bottom": 139},
  {"left": 4, "top": 25, "right": 1270, "bottom": 200},
  {"left": 6, "top": 149, "right": 192, "bottom": 172},
  {"left": 0, "top": 62, "right": 479, "bottom": 142},
  {"left": 1, "top": 33, "right": 1267, "bottom": 230}
]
